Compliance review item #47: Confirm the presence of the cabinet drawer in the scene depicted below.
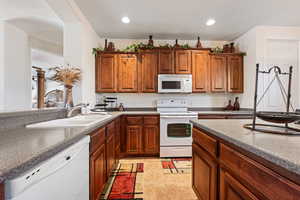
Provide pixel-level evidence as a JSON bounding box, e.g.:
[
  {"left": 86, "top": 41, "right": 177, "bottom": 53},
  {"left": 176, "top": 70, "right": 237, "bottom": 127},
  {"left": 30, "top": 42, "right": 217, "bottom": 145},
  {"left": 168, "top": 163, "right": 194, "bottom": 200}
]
[
  {"left": 193, "top": 128, "right": 217, "bottom": 158},
  {"left": 220, "top": 144, "right": 300, "bottom": 200},
  {"left": 126, "top": 116, "right": 143, "bottom": 125},
  {"left": 144, "top": 116, "right": 159, "bottom": 125},
  {"left": 106, "top": 121, "right": 115, "bottom": 139},
  {"left": 90, "top": 127, "right": 105, "bottom": 155}
]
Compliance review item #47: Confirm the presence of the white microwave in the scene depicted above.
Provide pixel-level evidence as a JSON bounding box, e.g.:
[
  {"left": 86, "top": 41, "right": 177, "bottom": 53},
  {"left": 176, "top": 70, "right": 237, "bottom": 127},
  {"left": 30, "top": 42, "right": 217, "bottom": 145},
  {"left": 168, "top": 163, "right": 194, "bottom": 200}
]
[{"left": 158, "top": 74, "right": 192, "bottom": 93}]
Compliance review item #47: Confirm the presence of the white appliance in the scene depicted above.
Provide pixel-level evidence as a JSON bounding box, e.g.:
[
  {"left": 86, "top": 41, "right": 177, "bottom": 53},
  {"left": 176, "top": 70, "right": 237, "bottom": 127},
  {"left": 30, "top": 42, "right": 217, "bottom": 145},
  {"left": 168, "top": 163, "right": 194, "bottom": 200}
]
[
  {"left": 5, "top": 136, "right": 90, "bottom": 200},
  {"left": 158, "top": 99, "right": 197, "bottom": 157},
  {"left": 158, "top": 74, "right": 192, "bottom": 93}
]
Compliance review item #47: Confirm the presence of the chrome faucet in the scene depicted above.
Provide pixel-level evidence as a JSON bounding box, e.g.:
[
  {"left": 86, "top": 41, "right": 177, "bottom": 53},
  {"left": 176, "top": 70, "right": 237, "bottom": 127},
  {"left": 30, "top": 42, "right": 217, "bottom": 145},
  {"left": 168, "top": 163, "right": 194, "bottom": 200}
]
[{"left": 67, "top": 103, "right": 87, "bottom": 118}]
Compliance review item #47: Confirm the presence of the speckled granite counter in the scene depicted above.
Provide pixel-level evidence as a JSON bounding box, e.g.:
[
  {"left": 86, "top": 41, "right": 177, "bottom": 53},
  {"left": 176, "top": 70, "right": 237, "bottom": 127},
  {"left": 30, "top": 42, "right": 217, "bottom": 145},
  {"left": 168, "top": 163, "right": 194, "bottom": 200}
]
[
  {"left": 191, "top": 119, "right": 300, "bottom": 177},
  {"left": 0, "top": 111, "right": 159, "bottom": 183}
]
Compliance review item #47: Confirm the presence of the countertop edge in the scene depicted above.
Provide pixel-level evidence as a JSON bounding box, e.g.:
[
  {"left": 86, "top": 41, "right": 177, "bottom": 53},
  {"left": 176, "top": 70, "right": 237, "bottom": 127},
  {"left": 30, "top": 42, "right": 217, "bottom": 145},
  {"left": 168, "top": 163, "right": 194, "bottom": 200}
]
[{"left": 191, "top": 121, "right": 300, "bottom": 177}]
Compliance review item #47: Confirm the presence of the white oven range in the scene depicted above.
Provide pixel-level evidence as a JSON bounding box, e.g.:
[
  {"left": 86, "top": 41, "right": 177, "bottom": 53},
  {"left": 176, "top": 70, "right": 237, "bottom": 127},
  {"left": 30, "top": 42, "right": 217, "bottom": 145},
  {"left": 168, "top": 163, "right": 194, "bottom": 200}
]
[{"left": 157, "top": 99, "right": 197, "bottom": 157}]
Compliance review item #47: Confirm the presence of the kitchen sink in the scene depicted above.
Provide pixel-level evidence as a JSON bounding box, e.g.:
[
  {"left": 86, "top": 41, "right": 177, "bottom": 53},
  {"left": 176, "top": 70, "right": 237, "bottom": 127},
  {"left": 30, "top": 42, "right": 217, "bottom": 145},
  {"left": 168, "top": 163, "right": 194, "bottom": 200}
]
[{"left": 26, "top": 114, "right": 112, "bottom": 128}]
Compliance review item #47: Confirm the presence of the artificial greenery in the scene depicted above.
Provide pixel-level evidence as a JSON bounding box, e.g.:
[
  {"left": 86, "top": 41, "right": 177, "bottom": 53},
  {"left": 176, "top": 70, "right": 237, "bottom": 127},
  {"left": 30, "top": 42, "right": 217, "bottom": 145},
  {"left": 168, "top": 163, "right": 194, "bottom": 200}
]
[
  {"left": 212, "top": 46, "right": 223, "bottom": 53},
  {"left": 92, "top": 47, "right": 104, "bottom": 55},
  {"left": 123, "top": 42, "right": 155, "bottom": 52},
  {"left": 180, "top": 44, "right": 191, "bottom": 49}
]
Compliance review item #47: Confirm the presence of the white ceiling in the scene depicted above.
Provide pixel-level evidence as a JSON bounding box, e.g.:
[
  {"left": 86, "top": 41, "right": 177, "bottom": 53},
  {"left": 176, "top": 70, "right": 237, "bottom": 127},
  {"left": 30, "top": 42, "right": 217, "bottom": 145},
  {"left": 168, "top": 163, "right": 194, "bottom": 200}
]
[
  {"left": 1, "top": 0, "right": 63, "bottom": 45},
  {"left": 73, "top": 0, "right": 300, "bottom": 40}
]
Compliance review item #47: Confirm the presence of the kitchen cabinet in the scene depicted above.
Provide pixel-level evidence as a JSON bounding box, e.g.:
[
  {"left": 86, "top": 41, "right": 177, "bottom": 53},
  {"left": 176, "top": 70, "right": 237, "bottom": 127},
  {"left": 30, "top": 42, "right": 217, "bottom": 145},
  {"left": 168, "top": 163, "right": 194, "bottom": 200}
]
[
  {"left": 210, "top": 55, "right": 227, "bottom": 92},
  {"left": 175, "top": 50, "right": 192, "bottom": 74},
  {"left": 106, "top": 121, "right": 115, "bottom": 178},
  {"left": 0, "top": 183, "right": 4, "bottom": 200},
  {"left": 95, "top": 51, "right": 244, "bottom": 94},
  {"left": 90, "top": 141, "right": 106, "bottom": 200},
  {"left": 115, "top": 117, "right": 121, "bottom": 163},
  {"left": 192, "top": 143, "right": 218, "bottom": 200},
  {"left": 89, "top": 118, "right": 120, "bottom": 200},
  {"left": 143, "top": 116, "right": 159, "bottom": 154},
  {"left": 192, "top": 127, "right": 300, "bottom": 200},
  {"left": 126, "top": 125, "right": 143, "bottom": 154},
  {"left": 158, "top": 49, "right": 174, "bottom": 74},
  {"left": 220, "top": 169, "right": 259, "bottom": 200},
  {"left": 140, "top": 50, "right": 158, "bottom": 92},
  {"left": 118, "top": 54, "right": 139, "bottom": 92},
  {"left": 192, "top": 50, "right": 210, "bottom": 92},
  {"left": 124, "top": 115, "right": 160, "bottom": 156},
  {"left": 95, "top": 54, "right": 118, "bottom": 93},
  {"left": 227, "top": 55, "right": 244, "bottom": 93}
]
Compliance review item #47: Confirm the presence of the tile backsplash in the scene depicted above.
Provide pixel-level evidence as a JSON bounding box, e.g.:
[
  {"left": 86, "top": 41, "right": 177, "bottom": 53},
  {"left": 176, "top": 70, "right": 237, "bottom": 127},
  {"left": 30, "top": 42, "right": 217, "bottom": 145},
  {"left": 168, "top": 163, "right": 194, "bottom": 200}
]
[{"left": 96, "top": 93, "right": 233, "bottom": 108}]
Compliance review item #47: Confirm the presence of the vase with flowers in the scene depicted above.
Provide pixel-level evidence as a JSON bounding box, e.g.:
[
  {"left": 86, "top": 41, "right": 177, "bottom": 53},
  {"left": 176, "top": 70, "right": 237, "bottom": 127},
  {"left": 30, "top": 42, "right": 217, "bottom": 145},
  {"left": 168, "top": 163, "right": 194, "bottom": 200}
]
[{"left": 49, "top": 65, "right": 81, "bottom": 108}]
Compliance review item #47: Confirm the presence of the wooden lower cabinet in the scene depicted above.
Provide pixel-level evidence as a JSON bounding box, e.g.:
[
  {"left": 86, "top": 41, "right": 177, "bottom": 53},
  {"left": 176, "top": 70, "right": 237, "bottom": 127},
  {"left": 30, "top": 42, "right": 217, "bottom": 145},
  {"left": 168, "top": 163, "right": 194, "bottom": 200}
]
[
  {"left": 220, "top": 169, "right": 259, "bottom": 200},
  {"left": 144, "top": 125, "right": 159, "bottom": 154},
  {"left": 0, "top": 183, "right": 4, "bottom": 200},
  {"left": 126, "top": 125, "right": 143, "bottom": 154},
  {"left": 90, "top": 144, "right": 106, "bottom": 200},
  {"left": 192, "top": 143, "right": 217, "bottom": 200},
  {"left": 193, "top": 127, "right": 300, "bottom": 200},
  {"left": 124, "top": 115, "right": 160, "bottom": 155},
  {"left": 106, "top": 135, "right": 115, "bottom": 178}
]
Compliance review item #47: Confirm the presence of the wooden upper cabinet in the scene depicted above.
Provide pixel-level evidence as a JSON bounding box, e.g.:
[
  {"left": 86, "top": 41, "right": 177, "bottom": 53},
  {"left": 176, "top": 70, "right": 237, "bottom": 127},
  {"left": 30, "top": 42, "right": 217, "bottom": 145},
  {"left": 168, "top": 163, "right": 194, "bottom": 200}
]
[
  {"left": 96, "top": 54, "right": 117, "bottom": 92},
  {"left": 140, "top": 51, "right": 158, "bottom": 92},
  {"left": 227, "top": 55, "right": 243, "bottom": 93},
  {"left": 192, "top": 50, "right": 210, "bottom": 92},
  {"left": 175, "top": 50, "right": 192, "bottom": 74},
  {"left": 210, "top": 55, "right": 227, "bottom": 92},
  {"left": 118, "top": 54, "right": 138, "bottom": 92},
  {"left": 220, "top": 169, "right": 259, "bottom": 200},
  {"left": 158, "top": 50, "right": 174, "bottom": 74}
]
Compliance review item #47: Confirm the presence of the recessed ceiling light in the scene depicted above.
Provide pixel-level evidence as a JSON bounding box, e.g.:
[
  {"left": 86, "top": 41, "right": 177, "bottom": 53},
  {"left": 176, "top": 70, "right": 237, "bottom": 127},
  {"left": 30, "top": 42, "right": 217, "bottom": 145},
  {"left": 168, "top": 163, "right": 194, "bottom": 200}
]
[
  {"left": 121, "top": 16, "right": 130, "bottom": 24},
  {"left": 206, "top": 18, "right": 216, "bottom": 26}
]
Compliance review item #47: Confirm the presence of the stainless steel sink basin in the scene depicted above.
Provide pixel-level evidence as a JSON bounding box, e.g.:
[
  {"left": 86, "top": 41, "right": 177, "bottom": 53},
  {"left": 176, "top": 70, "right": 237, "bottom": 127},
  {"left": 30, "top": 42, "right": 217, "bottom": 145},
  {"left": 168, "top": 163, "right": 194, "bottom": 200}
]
[{"left": 26, "top": 114, "right": 112, "bottom": 128}]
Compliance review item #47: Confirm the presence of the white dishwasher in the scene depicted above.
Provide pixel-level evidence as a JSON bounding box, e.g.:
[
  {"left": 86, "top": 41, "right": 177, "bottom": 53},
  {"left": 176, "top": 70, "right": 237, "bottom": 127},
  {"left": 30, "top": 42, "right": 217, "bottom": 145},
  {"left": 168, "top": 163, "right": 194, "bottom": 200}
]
[{"left": 5, "top": 136, "right": 90, "bottom": 200}]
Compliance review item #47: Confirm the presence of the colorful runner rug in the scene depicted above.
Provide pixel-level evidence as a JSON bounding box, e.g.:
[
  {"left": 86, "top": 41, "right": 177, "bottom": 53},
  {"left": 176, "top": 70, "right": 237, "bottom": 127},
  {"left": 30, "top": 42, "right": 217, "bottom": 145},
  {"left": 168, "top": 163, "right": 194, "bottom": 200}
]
[
  {"left": 101, "top": 163, "right": 144, "bottom": 200},
  {"left": 161, "top": 158, "right": 192, "bottom": 174}
]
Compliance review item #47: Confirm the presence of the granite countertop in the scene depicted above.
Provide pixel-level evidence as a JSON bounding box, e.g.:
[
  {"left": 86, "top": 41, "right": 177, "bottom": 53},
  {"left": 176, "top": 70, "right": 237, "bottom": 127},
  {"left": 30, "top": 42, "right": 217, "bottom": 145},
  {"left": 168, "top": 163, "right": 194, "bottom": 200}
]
[
  {"left": 0, "top": 111, "right": 161, "bottom": 183},
  {"left": 0, "top": 109, "right": 251, "bottom": 184},
  {"left": 191, "top": 119, "right": 300, "bottom": 176}
]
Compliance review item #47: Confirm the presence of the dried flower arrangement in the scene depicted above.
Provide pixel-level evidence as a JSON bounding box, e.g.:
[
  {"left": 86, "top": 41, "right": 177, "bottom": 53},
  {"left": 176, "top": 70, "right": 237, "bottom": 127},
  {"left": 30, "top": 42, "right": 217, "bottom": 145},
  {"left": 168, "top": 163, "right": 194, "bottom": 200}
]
[
  {"left": 49, "top": 66, "right": 81, "bottom": 87},
  {"left": 49, "top": 65, "right": 81, "bottom": 107}
]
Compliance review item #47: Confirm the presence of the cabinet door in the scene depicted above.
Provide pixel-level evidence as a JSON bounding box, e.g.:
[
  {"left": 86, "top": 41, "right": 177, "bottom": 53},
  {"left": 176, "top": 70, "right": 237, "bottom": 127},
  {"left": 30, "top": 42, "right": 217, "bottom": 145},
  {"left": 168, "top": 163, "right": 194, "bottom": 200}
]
[
  {"left": 158, "top": 50, "right": 174, "bottom": 74},
  {"left": 192, "top": 143, "right": 217, "bottom": 200},
  {"left": 96, "top": 54, "right": 117, "bottom": 92},
  {"left": 220, "top": 169, "right": 259, "bottom": 200},
  {"left": 140, "top": 51, "right": 158, "bottom": 92},
  {"left": 227, "top": 55, "right": 243, "bottom": 93},
  {"left": 144, "top": 125, "right": 159, "bottom": 154},
  {"left": 192, "top": 51, "right": 210, "bottom": 92},
  {"left": 90, "top": 144, "right": 106, "bottom": 200},
  {"left": 210, "top": 55, "right": 227, "bottom": 92},
  {"left": 106, "top": 135, "right": 115, "bottom": 178},
  {"left": 118, "top": 54, "right": 138, "bottom": 92},
  {"left": 175, "top": 50, "right": 192, "bottom": 74},
  {"left": 126, "top": 125, "right": 143, "bottom": 154}
]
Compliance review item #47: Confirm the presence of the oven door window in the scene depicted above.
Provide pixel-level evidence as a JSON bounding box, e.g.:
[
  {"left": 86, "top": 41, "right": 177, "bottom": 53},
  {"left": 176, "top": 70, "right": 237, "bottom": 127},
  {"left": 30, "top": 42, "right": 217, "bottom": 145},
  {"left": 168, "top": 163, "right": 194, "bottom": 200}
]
[
  {"left": 162, "top": 81, "right": 181, "bottom": 89},
  {"left": 167, "top": 123, "right": 191, "bottom": 137}
]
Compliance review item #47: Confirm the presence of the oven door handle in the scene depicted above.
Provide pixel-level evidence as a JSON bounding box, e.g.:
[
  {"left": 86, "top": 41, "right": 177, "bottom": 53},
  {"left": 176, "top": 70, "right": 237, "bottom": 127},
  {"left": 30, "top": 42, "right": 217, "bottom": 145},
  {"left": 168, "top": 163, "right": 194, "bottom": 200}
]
[{"left": 160, "top": 116, "right": 197, "bottom": 118}]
